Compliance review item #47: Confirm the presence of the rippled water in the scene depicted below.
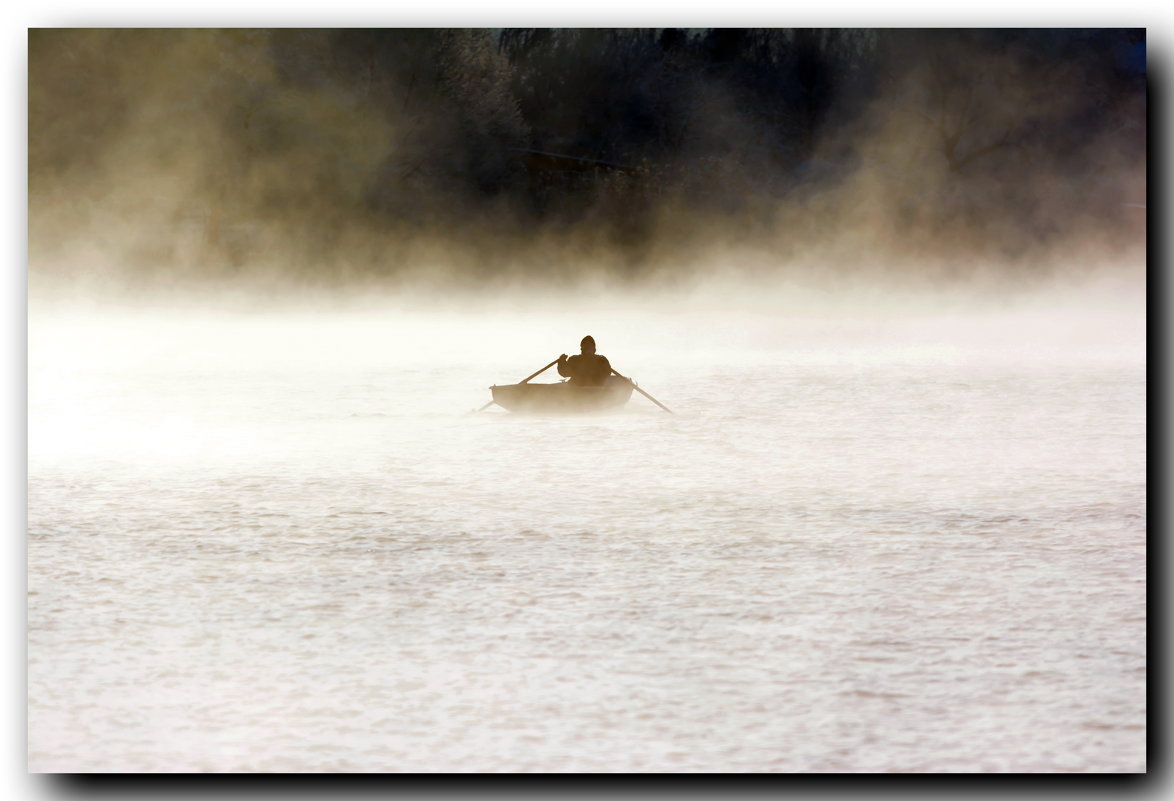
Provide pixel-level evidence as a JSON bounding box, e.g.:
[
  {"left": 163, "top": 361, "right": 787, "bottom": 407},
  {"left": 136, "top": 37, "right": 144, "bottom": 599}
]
[{"left": 27, "top": 298, "right": 1146, "bottom": 772}]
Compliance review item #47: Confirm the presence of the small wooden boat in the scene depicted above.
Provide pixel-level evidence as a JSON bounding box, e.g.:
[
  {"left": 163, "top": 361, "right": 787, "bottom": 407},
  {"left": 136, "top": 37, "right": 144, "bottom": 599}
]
[{"left": 490, "top": 375, "right": 634, "bottom": 414}]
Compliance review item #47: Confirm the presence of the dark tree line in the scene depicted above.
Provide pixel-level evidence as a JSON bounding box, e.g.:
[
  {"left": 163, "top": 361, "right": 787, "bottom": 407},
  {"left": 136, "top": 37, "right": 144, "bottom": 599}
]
[{"left": 29, "top": 28, "right": 1146, "bottom": 280}]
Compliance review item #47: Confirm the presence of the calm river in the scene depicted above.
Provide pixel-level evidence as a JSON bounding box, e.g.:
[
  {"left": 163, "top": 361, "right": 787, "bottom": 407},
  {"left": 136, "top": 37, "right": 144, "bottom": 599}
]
[{"left": 27, "top": 290, "right": 1146, "bottom": 772}]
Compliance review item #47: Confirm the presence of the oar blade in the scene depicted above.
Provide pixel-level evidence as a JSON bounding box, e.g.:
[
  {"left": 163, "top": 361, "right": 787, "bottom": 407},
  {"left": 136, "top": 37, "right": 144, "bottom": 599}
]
[{"left": 611, "top": 369, "right": 673, "bottom": 414}]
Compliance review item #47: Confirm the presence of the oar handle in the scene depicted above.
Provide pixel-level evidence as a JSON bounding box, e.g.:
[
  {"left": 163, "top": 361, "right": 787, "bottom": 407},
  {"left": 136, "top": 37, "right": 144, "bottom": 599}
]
[
  {"left": 521, "top": 357, "right": 561, "bottom": 384},
  {"left": 611, "top": 369, "right": 673, "bottom": 414}
]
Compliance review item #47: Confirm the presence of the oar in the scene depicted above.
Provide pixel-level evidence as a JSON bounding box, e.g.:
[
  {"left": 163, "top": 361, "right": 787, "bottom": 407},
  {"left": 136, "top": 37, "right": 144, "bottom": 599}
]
[
  {"left": 519, "top": 358, "right": 562, "bottom": 385},
  {"left": 611, "top": 369, "right": 673, "bottom": 414},
  {"left": 474, "top": 356, "right": 561, "bottom": 412}
]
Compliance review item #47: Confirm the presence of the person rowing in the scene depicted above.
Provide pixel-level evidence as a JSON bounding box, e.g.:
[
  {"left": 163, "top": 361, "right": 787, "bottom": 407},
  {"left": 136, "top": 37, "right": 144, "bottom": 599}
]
[
  {"left": 557, "top": 336, "right": 612, "bottom": 387},
  {"left": 475, "top": 336, "right": 673, "bottom": 413}
]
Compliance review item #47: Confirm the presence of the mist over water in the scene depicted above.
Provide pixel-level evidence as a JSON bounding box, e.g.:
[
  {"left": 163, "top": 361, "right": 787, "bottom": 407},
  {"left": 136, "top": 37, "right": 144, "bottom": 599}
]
[
  {"left": 27, "top": 271, "right": 1145, "bottom": 772},
  {"left": 27, "top": 26, "right": 1146, "bottom": 773}
]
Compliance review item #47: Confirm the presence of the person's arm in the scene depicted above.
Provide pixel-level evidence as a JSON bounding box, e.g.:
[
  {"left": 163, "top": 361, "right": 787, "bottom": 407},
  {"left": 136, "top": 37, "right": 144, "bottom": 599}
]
[{"left": 556, "top": 354, "right": 571, "bottom": 377}]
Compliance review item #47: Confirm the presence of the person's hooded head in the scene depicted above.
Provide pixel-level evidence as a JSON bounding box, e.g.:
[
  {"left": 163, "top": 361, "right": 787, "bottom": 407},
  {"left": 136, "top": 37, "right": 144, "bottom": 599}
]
[{"left": 580, "top": 335, "right": 596, "bottom": 355}]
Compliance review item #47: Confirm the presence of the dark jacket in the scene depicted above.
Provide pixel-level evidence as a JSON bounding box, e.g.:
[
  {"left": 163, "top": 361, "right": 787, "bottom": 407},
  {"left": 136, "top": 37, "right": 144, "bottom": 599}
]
[{"left": 558, "top": 353, "right": 612, "bottom": 387}]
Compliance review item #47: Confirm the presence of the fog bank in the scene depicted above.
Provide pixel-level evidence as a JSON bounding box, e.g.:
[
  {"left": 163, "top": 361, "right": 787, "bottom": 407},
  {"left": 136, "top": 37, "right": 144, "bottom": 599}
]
[{"left": 29, "top": 28, "right": 1146, "bottom": 297}]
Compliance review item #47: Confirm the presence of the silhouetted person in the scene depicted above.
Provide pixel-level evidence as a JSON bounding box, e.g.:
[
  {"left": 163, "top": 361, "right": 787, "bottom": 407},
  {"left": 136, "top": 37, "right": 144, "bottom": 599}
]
[{"left": 558, "top": 336, "right": 612, "bottom": 387}]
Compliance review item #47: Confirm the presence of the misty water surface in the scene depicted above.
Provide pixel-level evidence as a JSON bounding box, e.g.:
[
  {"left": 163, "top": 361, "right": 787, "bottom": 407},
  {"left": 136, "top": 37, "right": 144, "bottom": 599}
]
[{"left": 27, "top": 289, "right": 1145, "bottom": 772}]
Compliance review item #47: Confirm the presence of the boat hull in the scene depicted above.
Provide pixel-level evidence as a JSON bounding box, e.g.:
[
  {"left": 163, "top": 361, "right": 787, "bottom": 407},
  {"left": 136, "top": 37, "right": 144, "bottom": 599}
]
[{"left": 490, "top": 377, "right": 634, "bottom": 414}]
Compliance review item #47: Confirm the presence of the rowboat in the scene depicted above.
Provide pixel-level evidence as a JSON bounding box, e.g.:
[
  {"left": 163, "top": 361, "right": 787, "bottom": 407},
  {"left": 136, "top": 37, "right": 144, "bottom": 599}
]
[{"left": 489, "top": 375, "right": 634, "bottom": 414}]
